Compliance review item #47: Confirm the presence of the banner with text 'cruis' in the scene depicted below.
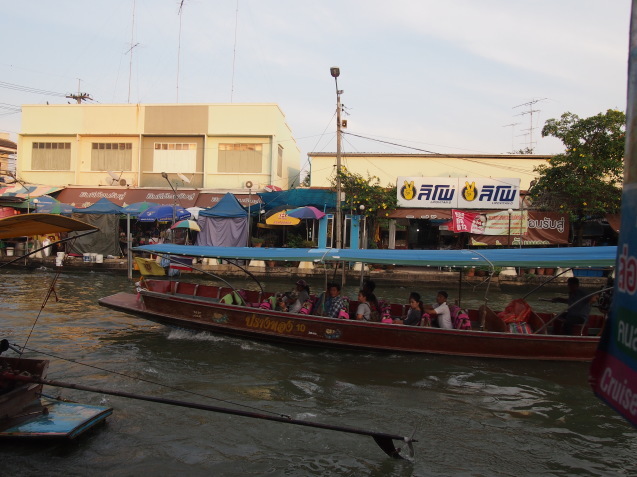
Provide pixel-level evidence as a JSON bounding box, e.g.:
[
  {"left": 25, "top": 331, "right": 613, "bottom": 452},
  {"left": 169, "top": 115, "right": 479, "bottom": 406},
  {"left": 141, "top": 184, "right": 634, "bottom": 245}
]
[{"left": 589, "top": 2, "right": 637, "bottom": 428}]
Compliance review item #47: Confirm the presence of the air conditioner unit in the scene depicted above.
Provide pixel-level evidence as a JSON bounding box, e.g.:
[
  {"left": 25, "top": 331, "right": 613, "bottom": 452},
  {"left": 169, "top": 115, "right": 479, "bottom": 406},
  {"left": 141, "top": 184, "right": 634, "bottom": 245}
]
[{"left": 119, "top": 178, "right": 128, "bottom": 187}]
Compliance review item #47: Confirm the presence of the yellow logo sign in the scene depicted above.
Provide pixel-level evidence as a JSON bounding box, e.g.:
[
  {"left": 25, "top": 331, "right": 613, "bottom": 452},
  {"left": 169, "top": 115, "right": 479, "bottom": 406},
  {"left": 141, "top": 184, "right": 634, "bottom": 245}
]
[
  {"left": 400, "top": 180, "right": 415, "bottom": 200},
  {"left": 461, "top": 181, "right": 477, "bottom": 201}
]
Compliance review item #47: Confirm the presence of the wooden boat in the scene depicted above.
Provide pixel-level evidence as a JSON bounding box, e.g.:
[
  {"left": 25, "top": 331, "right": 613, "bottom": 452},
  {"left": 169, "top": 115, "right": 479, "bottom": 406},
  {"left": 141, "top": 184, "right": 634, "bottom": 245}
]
[
  {"left": 0, "top": 348, "right": 112, "bottom": 440},
  {"left": 99, "top": 244, "right": 615, "bottom": 362}
]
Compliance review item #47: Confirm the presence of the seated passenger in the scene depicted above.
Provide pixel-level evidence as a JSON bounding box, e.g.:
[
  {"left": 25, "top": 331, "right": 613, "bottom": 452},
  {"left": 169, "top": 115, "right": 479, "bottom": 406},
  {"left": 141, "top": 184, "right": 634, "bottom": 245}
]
[
  {"left": 323, "top": 282, "right": 346, "bottom": 319},
  {"left": 289, "top": 280, "right": 310, "bottom": 314},
  {"left": 355, "top": 290, "right": 372, "bottom": 321},
  {"left": 394, "top": 292, "right": 426, "bottom": 326},
  {"left": 362, "top": 279, "right": 380, "bottom": 322},
  {"left": 424, "top": 291, "right": 452, "bottom": 329}
]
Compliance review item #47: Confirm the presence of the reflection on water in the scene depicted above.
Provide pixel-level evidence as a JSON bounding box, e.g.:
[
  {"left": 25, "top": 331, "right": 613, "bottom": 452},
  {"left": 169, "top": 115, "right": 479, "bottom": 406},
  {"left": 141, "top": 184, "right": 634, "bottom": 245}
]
[{"left": 1, "top": 269, "right": 635, "bottom": 476}]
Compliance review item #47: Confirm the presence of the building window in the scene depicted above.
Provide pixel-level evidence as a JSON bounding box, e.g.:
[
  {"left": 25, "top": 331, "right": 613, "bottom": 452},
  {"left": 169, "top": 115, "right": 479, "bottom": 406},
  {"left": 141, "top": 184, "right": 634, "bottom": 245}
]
[
  {"left": 218, "top": 144, "right": 262, "bottom": 173},
  {"left": 91, "top": 142, "right": 132, "bottom": 171},
  {"left": 277, "top": 145, "right": 283, "bottom": 177},
  {"left": 31, "top": 142, "right": 71, "bottom": 170},
  {"left": 153, "top": 142, "right": 196, "bottom": 173}
]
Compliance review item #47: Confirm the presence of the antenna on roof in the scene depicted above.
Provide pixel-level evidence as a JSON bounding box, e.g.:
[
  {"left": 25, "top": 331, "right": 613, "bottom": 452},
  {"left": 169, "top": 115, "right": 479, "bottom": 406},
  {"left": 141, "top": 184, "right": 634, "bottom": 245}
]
[{"left": 513, "top": 98, "right": 547, "bottom": 153}]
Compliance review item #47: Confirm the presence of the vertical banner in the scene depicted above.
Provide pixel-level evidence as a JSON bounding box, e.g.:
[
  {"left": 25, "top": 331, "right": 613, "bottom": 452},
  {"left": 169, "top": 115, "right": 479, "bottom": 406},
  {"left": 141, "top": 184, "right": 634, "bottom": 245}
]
[{"left": 589, "top": 2, "right": 637, "bottom": 427}]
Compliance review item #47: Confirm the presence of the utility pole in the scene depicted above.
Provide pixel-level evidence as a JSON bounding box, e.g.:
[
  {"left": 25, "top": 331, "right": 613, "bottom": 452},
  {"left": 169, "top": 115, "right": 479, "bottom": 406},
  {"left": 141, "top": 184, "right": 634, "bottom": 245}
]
[
  {"left": 66, "top": 92, "right": 92, "bottom": 104},
  {"left": 513, "top": 98, "right": 546, "bottom": 153},
  {"left": 331, "top": 67, "right": 343, "bottom": 250},
  {"left": 66, "top": 79, "right": 92, "bottom": 104}
]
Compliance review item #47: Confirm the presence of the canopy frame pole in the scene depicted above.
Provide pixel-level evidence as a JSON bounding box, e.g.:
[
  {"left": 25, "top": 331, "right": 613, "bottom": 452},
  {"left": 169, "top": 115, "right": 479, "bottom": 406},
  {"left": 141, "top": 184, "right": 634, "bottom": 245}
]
[{"left": 4, "top": 374, "right": 415, "bottom": 460}]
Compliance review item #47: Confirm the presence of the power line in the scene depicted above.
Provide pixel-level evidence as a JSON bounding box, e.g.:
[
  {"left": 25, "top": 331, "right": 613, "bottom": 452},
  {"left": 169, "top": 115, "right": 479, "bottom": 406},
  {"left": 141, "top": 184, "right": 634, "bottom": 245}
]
[{"left": 0, "top": 81, "right": 66, "bottom": 98}]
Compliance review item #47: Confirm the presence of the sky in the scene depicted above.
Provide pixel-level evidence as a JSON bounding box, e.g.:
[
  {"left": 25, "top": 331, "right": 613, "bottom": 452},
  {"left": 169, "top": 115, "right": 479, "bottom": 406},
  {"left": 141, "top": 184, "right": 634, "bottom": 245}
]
[{"left": 0, "top": 1, "right": 631, "bottom": 183}]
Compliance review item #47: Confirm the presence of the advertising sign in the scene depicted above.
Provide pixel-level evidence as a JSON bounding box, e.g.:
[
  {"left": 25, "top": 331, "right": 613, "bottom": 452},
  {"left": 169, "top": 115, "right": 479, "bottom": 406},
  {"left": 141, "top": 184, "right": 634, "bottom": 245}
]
[
  {"left": 469, "top": 211, "right": 569, "bottom": 246},
  {"left": 589, "top": 4, "right": 637, "bottom": 427},
  {"left": 397, "top": 177, "right": 520, "bottom": 209},
  {"left": 450, "top": 209, "right": 528, "bottom": 235}
]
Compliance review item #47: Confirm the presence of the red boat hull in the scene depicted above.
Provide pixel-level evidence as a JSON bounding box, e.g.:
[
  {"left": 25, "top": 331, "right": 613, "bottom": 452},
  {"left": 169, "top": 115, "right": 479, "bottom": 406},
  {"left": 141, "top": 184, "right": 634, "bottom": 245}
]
[{"left": 99, "top": 283, "right": 600, "bottom": 361}]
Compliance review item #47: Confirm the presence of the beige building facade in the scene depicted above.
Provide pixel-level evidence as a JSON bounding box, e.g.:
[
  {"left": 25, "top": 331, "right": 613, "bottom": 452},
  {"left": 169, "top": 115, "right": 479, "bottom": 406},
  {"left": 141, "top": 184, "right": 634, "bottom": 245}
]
[
  {"left": 307, "top": 153, "right": 551, "bottom": 191},
  {"left": 18, "top": 103, "right": 300, "bottom": 191}
]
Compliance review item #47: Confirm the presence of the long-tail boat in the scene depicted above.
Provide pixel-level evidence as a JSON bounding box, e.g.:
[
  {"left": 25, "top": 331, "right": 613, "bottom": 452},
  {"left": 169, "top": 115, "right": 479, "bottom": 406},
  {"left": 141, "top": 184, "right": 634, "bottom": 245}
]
[{"left": 99, "top": 244, "right": 616, "bottom": 362}]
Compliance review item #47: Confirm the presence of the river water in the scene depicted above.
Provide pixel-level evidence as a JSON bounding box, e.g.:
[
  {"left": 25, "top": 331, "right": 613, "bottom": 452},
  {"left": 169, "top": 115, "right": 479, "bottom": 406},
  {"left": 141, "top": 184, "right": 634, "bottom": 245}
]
[{"left": 2, "top": 269, "right": 635, "bottom": 476}]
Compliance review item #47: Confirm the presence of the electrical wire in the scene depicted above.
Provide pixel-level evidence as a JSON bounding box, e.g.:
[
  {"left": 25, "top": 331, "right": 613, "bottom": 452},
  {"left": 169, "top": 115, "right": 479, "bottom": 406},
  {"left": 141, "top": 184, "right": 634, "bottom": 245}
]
[{"left": 0, "top": 81, "right": 67, "bottom": 98}]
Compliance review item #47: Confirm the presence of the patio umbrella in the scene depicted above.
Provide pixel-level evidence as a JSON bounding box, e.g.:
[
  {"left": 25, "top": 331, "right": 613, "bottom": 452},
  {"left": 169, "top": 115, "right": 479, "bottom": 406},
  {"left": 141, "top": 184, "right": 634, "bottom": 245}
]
[
  {"left": 121, "top": 201, "right": 160, "bottom": 217},
  {"left": 170, "top": 219, "right": 201, "bottom": 232},
  {"left": 35, "top": 201, "right": 74, "bottom": 215},
  {"left": 287, "top": 206, "right": 326, "bottom": 220},
  {"left": 170, "top": 219, "right": 200, "bottom": 245},
  {"left": 138, "top": 204, "right": 191, "bottom": 222}
]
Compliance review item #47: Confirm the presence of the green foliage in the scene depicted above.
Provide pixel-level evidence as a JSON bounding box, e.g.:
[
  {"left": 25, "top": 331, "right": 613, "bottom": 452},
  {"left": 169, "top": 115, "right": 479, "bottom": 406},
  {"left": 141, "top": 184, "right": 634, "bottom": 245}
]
[
  {"left": 300, "top": 172, "right": 311, "bottom": 187},
  {"left": 331, "top": 168, "right": 397, "bottom": 219},
  {"left": 330, "top": 168, "right": 397, "bottom": 248},
  {"left": 286, "top": 233, "right": 305, "bottom": 248},
  {"left": 509, "top": 147, "right": 534, "bottom": 154},
  {"left": 530, "top": 109, "right": 625, "bottom": 220}
]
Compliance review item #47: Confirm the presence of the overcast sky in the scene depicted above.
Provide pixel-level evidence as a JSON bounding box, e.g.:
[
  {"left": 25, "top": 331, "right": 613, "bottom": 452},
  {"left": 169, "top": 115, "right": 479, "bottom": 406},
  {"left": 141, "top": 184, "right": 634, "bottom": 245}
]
[{"left": 1, "top": 1, "right": 631, "bottom": 184}]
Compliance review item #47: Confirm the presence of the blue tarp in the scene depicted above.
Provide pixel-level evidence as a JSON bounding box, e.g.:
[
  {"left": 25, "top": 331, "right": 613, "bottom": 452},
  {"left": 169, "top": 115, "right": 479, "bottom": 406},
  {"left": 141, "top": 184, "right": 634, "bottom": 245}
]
[
  {"left": 257, "top": 189, "right": 336, "bottom": 211},
  {"left": 72, "top": 197, "right": 124, "bottom": 215},
  {"left": 134, "top": 244, "right": 617, "bottom": 268},
  {"left": 200, "top": 193, "right": 248, "bottom": 218}
]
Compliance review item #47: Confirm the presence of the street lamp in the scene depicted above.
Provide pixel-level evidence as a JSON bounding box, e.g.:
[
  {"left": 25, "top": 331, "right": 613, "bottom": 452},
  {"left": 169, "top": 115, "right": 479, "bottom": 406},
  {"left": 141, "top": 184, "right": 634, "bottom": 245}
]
[
  {"left": 161, "top": 172, "right": 178, "bottom": 242},
  {"left": 331, "top": 66, "right": 343, "bottom": 249},
  {"left": 246, "top": 181, "right": 253, "bottom": 246},
  {"left": 507, "top": 208, "right": 513, "bottom": 248},
  {"left": 359, "top": 204, "right": 367, "bottom": 249}
]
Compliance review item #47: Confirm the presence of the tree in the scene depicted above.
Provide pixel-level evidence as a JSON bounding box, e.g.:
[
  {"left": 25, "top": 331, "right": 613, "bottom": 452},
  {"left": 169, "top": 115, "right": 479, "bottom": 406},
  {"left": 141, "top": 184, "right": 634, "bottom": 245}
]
[
  {"left": 331, "top": 167, "right": 397, "bottom": 247},
  {"left": 529, "top": 109, "right": 625, "bottom": 245}
]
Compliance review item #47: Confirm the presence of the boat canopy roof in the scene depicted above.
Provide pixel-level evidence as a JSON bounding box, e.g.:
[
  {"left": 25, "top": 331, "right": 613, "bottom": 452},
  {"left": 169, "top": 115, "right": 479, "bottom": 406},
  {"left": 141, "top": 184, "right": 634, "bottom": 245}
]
[
  {"left": 134, "top": 244, "right": 617, "bottom": 268},
  {"left": 0, "top": 213, "right": 98, "bottom": 239}
]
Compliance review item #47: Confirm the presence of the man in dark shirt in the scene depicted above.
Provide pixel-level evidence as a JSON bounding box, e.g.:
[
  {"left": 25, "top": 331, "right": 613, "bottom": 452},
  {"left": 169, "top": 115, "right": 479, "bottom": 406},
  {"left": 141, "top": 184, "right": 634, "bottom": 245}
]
[{"left": 552, "top": 277, "right": 596, "bottom": 334}]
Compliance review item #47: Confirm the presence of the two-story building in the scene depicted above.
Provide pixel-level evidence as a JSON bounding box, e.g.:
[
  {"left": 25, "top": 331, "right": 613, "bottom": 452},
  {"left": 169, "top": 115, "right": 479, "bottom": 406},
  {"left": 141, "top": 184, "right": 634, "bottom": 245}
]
[{"left": 17, "top": 103, "right": 300, "bottom": 194}]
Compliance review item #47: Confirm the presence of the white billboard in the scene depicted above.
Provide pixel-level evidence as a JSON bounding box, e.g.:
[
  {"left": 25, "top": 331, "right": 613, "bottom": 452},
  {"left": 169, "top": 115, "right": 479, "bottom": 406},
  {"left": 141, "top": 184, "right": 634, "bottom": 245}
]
[{"left": 397, "top": 177, "right": 520, "bottom": 209}]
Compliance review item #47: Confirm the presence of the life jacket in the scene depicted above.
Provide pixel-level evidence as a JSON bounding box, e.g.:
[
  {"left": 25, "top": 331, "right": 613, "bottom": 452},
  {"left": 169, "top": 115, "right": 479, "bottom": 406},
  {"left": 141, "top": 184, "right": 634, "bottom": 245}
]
[
  {"left": 379, "top": 300, "right": 392, "bottom": 322},
  {"left": 220, "top": 291, "right": 244, "bottom": 305},
  {"left": 420, "top": 312, "right": 431, "bottom": 327},
  {"left": 497, "top": 299, "right": 532, "bottom": 324},
  {"left": 337, "top": 297, "right": 350, "bottom": 319},
  {"left": 259, "top": 295, "right": 277, "bottom": 310},
  {"left": 299, "top": 300, "right": 313, "bottom": 314},
  {"left": 449, "top": 304, "right": 472, "bottom": 330}
]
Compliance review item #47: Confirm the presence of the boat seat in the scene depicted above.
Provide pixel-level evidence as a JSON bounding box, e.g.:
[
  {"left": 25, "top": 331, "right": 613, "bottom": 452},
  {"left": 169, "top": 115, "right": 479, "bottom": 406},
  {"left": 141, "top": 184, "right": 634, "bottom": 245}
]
[
  {"left": 195, "top": 285, "right": 220, "bottom": 300},
  {"left": 242, "top": 289, "right": 261, "bottom": 306},
  {"left": 390, "top": 303, "right": 406, "bottom": 319},
  {"left": 478, "top": 305, "right": 507, "bottom": 333},
  {"left": 175, "top": 282, "right": 198, "bottom": 296}
]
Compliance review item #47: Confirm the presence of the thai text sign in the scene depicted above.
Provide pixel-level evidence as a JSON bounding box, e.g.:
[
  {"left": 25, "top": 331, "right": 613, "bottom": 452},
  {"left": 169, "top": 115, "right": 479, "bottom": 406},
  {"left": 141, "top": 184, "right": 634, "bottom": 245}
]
[
  {"left": 397, "top": 177, "right": 520, "bottom": 209},
  {"left": 465, "top": 211, "right": 569, "bottom": 246}
]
